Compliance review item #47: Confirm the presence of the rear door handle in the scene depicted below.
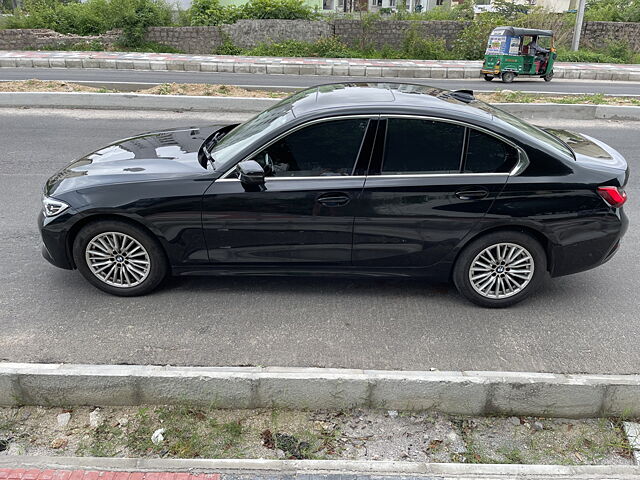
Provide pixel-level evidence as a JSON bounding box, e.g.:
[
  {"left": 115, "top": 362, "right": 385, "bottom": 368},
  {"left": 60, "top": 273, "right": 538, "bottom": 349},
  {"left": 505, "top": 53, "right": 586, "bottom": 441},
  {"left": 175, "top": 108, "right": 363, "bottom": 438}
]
[
  {"left": 316, "top": 192, "right": 351, "bottom": 207},
  {"left": 455, "top": 188, "right": 489, "bottom": 200}
]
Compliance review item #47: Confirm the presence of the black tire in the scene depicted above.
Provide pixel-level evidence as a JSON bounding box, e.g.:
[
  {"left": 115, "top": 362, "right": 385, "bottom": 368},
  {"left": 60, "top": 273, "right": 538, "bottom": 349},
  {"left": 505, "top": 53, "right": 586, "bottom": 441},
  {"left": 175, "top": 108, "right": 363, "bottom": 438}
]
[
  {"left": 483, "top": 74, "right": 494, "bottom": 82},
  {"left": 501, "top": 71, "right": 516, "bottom": 83},
  {"left": 543, "top": 72, "right": 554, "bottom": 82},
  {"left": 72, "top": 220, "right": 168, "bottom": 297},
  {"left": 453, "top": 231, "right": 547, "bottom": 308}
]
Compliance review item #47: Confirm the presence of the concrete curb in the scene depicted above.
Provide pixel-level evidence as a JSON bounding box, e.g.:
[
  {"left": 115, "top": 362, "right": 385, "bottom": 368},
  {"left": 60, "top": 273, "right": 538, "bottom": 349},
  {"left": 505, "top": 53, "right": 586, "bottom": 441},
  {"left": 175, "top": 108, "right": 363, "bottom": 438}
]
[
  {"left": 1, "top": 456, "right": 640, "bottom": 478},
  {"left": 0, "top": 92, "right": 640, "bottom": 121},
  {"left": 1, "top": 92, "right": 640, "bottom": 121},
  {"left": 0, "top": 92, "right": 277, "bottom": 112},
  {"left": 2, "top": 50, "right": 640, "bottom": 82},
  {"left": 1, "top": 363, "right": 640, "bottom": 418}
]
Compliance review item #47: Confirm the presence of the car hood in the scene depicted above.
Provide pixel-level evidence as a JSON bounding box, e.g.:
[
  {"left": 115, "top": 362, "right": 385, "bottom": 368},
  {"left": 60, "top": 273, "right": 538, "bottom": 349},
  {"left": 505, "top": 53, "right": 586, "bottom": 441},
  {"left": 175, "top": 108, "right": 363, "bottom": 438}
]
[{"left": 45, "top": 125, "right": 227, "bottom": 197}]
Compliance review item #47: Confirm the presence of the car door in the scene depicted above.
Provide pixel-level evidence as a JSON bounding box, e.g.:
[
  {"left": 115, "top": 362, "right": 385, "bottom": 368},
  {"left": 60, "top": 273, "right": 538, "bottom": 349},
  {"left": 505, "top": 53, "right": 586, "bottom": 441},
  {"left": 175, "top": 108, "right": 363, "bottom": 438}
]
[
  {"left": 202, "top": 116, "right": 377, "bottom": 266},
  {"left": 353, "top": 116, "right": 520, "bottom": 269}
]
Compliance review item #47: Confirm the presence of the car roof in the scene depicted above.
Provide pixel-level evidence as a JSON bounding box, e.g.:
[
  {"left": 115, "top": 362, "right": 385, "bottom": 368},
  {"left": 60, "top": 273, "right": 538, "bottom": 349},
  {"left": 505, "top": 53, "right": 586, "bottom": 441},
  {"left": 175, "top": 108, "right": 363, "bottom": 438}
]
[
  {"left": 491, "top": 26, "right": 554, "bottom": 37},
  {"left": 286, "top": 82, "right": 494, "bottom": 122}
]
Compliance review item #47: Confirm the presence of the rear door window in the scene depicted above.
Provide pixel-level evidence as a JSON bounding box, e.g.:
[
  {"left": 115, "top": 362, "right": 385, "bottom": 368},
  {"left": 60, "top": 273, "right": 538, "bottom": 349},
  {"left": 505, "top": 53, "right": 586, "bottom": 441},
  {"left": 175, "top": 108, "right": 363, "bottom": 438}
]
[
  {"left": 464, "top": 130, "right": 518, "bottom": 173},
  {"left": 381, "top": 119, "right": 465, "bottom": 175}
]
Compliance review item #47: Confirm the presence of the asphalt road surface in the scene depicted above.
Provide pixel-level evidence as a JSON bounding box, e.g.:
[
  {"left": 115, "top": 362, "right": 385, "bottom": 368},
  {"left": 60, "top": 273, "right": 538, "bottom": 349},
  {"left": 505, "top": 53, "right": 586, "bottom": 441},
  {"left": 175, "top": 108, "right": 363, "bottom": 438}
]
[
  {"left": 1, "top": 108, "right": 638, "bottom": 374},
  {"left": 2, "top": 67, "right": 640, "bottom": 94}
]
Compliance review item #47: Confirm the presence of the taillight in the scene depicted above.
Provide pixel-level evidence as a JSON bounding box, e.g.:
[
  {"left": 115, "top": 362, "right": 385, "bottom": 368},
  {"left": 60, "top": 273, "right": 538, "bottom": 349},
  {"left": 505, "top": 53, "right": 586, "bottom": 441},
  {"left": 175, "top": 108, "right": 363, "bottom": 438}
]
[{"left": 597, "top": 186, "right": 627, "bottom": 208}]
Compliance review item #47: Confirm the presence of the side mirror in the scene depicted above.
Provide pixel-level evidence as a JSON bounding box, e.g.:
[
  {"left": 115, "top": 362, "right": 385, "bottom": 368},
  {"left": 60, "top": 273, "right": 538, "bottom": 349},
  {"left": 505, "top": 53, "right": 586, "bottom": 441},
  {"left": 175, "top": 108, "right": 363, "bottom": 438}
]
[{"left": 237, "top": 160, "right": 265, "bottom": 191}]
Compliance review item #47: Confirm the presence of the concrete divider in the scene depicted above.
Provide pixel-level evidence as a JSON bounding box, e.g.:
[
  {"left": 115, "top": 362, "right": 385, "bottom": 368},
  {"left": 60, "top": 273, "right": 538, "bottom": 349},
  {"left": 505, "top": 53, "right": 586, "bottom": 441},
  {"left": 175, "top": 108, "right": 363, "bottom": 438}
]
[
  {"left": 1, "top": 92, "right": 639, "bottom": 121},
  {"left": 1, "top": 363, "right": 639, "bottom": 418},
  {"left": 0, "top": 92, "right": 277, "bottom": 112}
]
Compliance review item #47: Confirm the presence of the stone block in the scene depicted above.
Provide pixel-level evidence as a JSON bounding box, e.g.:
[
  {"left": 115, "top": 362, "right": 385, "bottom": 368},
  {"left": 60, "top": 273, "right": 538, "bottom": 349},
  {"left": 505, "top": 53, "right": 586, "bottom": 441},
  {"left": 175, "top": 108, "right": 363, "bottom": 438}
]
[
  {"left": 166, "top": 61, "right": 185, "bottom": 71},
  {"left": 217, "top": 62, "right": 234, "bottom": 73},
  {"left": 331, "top": 65, "right": 349, "bottom": 76},
  {"left": 115, "top": 60, "right": 135, "bottom": 70},
  {"left": 81, "top": 58, "right": 101, "bottom": 69},
  {"left": 149, "top": 61, "right": 168, "bottom": 71},
  {"left": 15, "top": 58, "right": 34, "bottom": 68},
  {"left": 200, "top": 62, "right": 218, "bottom": 72},
  {"left": 430, "top": 67, "right": 447, "bottom": 78},
  {"left": 283, "top": 64, "right": 300, "bottom": 75},
  {"left": 365, "top": 66, "right": 382, "bottom": 77},
  {"left": 266, "top": 64, "right": 284, "bottom": 74},
  {"left": 348, "top": 65, "right": 366, "bottom": 76},
  {"left": 250, "top": 64, "right": 267, "bottom": 74}
]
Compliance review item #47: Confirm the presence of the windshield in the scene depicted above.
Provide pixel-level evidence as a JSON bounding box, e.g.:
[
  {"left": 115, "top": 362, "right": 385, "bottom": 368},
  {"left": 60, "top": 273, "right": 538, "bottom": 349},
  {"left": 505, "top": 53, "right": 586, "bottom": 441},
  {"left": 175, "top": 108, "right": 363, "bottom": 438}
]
[
  {"left": 473, "top": 101, "right": 575, "bottom": 160},
  {"left": 209, "top": 91, "right": 311, "bottom": 171}
]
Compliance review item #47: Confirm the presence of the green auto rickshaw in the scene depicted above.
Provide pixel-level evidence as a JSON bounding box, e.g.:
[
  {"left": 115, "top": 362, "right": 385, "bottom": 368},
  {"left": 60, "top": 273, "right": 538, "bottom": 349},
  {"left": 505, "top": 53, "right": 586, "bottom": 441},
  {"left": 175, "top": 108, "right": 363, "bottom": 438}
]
[{"left": 481, "top": 26, "right": 557, "bottom": 83}]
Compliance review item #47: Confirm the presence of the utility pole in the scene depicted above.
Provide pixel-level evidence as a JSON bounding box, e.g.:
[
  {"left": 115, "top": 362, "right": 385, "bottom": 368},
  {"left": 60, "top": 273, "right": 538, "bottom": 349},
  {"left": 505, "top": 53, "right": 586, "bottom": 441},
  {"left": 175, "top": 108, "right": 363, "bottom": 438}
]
[{"left": 571, "top": 0, "right": 586, "bottom": 51}]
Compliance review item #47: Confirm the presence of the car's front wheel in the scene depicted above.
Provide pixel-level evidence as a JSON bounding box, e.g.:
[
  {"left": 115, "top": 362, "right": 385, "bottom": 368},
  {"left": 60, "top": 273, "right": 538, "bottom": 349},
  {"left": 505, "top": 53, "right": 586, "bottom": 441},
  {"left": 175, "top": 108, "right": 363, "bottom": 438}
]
[
  {"left": 453, "top": 231, "right": 546, "bottom": 308},
  {"left": 73, "top": 220, "right": 168, "bottom": 296}
]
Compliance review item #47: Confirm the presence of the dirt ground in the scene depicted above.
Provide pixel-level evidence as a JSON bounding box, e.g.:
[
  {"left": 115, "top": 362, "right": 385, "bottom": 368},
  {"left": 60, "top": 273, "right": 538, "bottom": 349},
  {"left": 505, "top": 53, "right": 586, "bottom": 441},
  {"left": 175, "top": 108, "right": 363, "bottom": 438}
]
[
  {"left": 0, "top": 406, "right": 633, "bottom": 464},
  {"left": 0, "top": 80, "right": 287, "bottom": 98},
  {"left": 3, "top": 80, "right": 640, "bottom": 106}
]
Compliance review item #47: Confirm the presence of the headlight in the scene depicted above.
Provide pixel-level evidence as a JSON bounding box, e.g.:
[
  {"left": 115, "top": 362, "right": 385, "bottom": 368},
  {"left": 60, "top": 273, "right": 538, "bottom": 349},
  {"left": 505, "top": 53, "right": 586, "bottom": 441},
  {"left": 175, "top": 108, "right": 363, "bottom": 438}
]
[{"left": 42, "top": 196, "right": 70, "bottom": 217}]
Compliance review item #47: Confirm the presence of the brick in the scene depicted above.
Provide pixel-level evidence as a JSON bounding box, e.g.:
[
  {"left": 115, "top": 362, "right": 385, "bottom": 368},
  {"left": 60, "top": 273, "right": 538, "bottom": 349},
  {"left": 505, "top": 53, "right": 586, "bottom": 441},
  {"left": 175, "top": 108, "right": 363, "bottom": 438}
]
[{"left": 68, "top": 472, "right": 84, "bottom": 480}]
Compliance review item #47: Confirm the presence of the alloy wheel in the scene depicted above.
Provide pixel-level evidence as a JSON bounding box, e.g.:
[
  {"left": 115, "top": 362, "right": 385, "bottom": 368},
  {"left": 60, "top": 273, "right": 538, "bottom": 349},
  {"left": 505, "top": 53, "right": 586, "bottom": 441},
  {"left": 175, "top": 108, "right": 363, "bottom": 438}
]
[
  {"left": 85, "top": 232, "right": 151, "bottom": 288},
  {"left": 468, "top": 242, "right": 535, "bottom": 299}
]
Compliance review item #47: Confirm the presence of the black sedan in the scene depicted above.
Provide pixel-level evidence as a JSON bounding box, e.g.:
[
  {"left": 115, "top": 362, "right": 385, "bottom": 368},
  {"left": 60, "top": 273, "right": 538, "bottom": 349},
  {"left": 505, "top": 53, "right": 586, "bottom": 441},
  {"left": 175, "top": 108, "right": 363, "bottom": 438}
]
[{"left": 39, "top": 83, "right": 629, "bottom": 307}]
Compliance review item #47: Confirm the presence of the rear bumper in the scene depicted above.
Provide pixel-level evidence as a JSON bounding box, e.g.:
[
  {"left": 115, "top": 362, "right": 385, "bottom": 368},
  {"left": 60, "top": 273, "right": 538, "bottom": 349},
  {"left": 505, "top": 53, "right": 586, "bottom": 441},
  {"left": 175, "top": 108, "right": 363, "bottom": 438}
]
[{"left": 549, "top": 209, "right": 628, "bottom": 277}]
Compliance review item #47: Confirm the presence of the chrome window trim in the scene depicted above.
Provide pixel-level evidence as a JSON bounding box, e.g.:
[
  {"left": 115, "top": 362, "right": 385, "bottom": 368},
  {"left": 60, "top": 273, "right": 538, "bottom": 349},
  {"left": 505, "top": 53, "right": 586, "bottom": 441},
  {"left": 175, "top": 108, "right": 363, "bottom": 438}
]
[
  {"left": 379, "top": 114, "right": 530, "bottom": 177},
  {"left": 218, "top": 114, "right": 378, "bottom": 180},
  {"left": 216, "top": 113, "right": 530, "bottom": 181}
]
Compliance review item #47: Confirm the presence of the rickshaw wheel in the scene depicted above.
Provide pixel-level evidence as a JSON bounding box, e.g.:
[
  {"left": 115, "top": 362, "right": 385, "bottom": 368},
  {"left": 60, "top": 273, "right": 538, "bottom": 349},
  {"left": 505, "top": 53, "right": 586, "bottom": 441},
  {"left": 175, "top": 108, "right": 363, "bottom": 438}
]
[
  {"left": 544, "top": 72, "right": 554, "bottom": 82},
  {"left": 501, "top": 72, "right": 516, "bottom": 83},
  {"left": 483, "top": 74, "right": 494, "bottom": 82}
]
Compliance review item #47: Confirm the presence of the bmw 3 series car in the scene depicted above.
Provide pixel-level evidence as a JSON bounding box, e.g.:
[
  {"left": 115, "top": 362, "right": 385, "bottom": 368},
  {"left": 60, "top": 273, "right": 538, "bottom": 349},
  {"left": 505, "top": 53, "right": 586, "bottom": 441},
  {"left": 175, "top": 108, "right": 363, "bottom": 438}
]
[{"left": 38, "top": 83, "right": 629, "bottom": 307}]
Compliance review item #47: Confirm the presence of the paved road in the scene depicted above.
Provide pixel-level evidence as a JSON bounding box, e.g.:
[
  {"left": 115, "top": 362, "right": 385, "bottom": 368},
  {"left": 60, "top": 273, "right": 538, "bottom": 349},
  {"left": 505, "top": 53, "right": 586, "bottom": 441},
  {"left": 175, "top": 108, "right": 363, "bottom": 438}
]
[
  {"left": 1, "top": 108, "right": 638, "bottom": 374},
  {"left": 2, "top": 67, "right": 640, "bottom": 94}
]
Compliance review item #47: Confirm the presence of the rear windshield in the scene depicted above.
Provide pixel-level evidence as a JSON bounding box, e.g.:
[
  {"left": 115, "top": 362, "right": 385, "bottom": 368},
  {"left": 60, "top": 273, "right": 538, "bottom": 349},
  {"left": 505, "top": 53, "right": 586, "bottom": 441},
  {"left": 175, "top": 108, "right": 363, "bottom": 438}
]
[{"left": 472, "top": 101, "right": 575, "bottom": 161}]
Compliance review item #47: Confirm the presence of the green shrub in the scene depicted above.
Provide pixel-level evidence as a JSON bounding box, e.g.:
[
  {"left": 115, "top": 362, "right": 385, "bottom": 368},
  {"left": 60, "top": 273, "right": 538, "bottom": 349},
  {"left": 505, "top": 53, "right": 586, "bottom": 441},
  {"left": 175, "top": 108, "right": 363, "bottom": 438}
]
[
  {"left": 585, "top": 0, "right": 640, "bottom": 22},
  {"left": 189, "top": 0, "right": 317, "bottom": 26},
  {"left": 402, "top": 27, "right": 448, "bottom": 59},
  {"left": 189, "top": 0, "right": 243, "bottom": 26},
  {"left": 453, "top": 12, "right": 506, "bottom": 60},
  {"left": 241, "top": 0, "right": 317, "bottom": 20},
  {"left": 6, "top": 0, "right": 173, "bottom": 43}
]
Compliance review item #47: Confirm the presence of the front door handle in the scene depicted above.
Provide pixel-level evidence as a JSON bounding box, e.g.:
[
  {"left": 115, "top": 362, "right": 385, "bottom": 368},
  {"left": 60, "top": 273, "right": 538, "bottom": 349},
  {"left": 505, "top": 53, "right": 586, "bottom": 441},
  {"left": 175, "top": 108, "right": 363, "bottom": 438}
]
[
  {"left": 316, "top": 192, "right": 351, "bottom": 207},
  {"left": 455, "top": 188, "right": 489, "bottom": 200}
]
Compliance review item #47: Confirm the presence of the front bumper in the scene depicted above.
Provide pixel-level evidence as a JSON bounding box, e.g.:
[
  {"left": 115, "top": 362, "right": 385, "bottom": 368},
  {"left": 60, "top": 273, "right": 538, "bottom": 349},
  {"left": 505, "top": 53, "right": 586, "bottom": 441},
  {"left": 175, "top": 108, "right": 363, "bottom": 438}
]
[{"left": 38, "top": 210, "right": 75, "bottom": 270}]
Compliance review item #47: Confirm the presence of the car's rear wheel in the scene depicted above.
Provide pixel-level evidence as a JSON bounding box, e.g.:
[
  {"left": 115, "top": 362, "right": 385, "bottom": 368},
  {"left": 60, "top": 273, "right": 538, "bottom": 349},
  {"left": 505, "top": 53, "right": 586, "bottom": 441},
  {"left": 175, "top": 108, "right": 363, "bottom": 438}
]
[
  {"left": 543, "top": 72, "right": 554, "bottom": 82},
  {"left": 453, "top": 231, "right": 546, "bottom": 308},
  {"left": 73, "top": 220, "right": 168, "bottom": 296},
  {"left": 483, "top": 74, "right": 494, "bottom": 81}
]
